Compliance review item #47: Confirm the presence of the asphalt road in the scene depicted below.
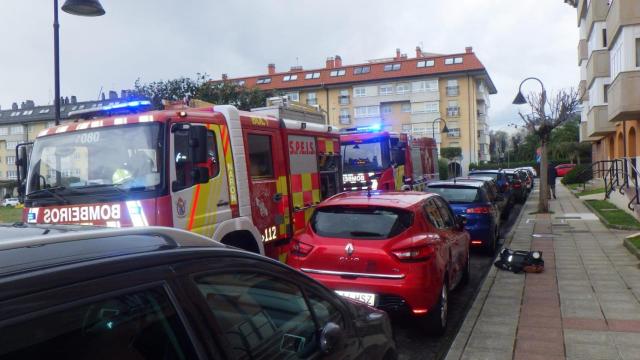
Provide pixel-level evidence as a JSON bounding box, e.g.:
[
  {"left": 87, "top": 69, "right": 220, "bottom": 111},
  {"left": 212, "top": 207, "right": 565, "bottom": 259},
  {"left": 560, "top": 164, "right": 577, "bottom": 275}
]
[{"left": 392, "top": 201, "right": 524, "bottom": 360}]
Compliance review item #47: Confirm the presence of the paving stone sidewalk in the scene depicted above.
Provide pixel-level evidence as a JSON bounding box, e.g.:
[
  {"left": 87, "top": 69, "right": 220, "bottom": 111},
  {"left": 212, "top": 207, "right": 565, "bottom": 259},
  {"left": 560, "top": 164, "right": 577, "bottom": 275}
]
[{"left": 445, "top": 182, "right": 640, "bottom": 360}]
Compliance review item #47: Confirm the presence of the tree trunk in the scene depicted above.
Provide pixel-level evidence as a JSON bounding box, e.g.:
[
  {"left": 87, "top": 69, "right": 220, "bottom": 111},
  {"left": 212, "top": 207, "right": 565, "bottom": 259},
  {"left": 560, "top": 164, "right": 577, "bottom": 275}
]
[{"left": 539, "top": 140, "right": 550, "bottom": 213}]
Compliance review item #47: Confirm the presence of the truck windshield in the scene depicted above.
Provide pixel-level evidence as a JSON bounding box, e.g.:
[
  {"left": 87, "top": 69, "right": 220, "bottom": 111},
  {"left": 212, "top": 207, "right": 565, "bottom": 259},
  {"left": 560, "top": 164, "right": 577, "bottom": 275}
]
[
  {"left": 342, "top": 137, "right": 390, "bottom": 173},
  {"left": 26, "top": 123, "right": 163, "bottom": 196}
]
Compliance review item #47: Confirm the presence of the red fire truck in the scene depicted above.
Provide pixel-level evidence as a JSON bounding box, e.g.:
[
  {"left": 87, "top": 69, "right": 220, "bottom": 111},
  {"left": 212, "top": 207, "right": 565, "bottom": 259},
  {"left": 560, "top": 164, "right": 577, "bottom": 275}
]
[
  {"left": 17, "top": 102, "right": 341, "bottom": 262},
  {"left": 341, "top": 125, "right": 438, "bottom": 191}
]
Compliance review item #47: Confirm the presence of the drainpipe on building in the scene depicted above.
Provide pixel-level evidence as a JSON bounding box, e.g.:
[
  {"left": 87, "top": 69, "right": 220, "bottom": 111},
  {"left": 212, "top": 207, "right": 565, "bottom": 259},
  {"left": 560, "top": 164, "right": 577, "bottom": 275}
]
[
  {"left": 325, "top": 87, "right": 330, "bottom": 125},
  {"left": 468, "top": 75, "right": 473, "bottom": 169},
  {"left": 624, "top": 120, "right": 628, "bottom": 183}
]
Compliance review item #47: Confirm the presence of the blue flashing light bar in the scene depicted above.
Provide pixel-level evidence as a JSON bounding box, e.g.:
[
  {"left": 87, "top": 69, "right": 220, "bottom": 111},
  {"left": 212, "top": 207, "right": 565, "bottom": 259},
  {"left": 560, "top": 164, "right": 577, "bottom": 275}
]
[
  {"left": 341, "top": 124, "right": 382, "bottom": 133},
  {"left": 102, "top": 100, "right": 151, "bottom": 111}
]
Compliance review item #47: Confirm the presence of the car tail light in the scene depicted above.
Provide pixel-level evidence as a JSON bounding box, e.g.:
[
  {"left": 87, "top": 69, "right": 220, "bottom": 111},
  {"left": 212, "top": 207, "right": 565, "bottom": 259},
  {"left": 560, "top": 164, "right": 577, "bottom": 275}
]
[
  {"left": 471, "top": 240, "right": 483, "bottom": 245},
  {"left": 466, "top": 206, "right": 491, "bottom": 214},
  {"left": 390, "top": 233, "right": 439, "bottom": 261},
  {"left": 291, "top": 240, "right": 313, "bottom": 257}
]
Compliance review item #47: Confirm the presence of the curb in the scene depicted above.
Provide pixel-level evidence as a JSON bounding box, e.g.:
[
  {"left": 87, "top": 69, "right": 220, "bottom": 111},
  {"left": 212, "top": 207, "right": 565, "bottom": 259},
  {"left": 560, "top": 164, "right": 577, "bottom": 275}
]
[
  {"left": 582, "top": 200, "right": 640, "bottom": 231},
  {"left": 623, "top": 238, "right": 640, "bottom": 260},
  {"left": 444, "top": 197, "right": 530, "bottom": 360}
]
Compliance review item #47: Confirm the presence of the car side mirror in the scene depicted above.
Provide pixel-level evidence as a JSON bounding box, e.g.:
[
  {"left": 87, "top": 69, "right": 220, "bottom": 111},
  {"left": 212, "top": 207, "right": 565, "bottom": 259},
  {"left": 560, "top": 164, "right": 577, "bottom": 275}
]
[{"left": 319, "top": 322, "right": 343, "bottom": 354}]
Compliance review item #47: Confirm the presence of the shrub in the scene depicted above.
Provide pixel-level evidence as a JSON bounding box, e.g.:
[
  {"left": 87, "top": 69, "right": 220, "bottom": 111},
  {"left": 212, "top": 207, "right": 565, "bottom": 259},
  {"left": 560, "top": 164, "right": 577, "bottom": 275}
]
[
  {"left": 561, "top": 164, "right": 593, "bottom": 185},
  {"left": 440, "top": 147, "right": 462, "bottom": 160},
  {"left": 438, "top": 159, "right": 449, "bottom": 180}
]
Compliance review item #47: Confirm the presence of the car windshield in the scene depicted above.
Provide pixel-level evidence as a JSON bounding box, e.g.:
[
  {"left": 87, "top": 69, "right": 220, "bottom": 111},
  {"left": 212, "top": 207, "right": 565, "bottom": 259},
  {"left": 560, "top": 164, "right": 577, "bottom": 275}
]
[
  {"left": 342, "top": 138, "right": 389, "bottom": 173},
  {"left": 427, "top": 186, "right": 482, "bottom": 203},
  {"left": 26, "top": 123, "right": 163, "bottom": 195},
  {"left": 311, "top": 206, "right": 413, "bottom": 239}
]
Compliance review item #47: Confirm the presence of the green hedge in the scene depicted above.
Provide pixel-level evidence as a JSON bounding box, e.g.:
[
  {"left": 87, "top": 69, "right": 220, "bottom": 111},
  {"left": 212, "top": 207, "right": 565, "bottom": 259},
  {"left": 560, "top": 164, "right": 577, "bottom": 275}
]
[
  {"left": 438, "top": 159, "right": 449, "bottom": 180},
  {"left": 561, "top": 164, "right": 593, "bottom": 185},
  {"left": 469, "top": 161, "right": 539, "bottom": 171}
]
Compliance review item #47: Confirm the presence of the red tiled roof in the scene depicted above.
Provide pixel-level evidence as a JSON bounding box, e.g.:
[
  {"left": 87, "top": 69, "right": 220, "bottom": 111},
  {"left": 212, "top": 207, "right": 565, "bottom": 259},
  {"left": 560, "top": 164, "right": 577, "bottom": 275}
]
[{"left": 216, "top": 51, "right": 497, "bottom": 94}]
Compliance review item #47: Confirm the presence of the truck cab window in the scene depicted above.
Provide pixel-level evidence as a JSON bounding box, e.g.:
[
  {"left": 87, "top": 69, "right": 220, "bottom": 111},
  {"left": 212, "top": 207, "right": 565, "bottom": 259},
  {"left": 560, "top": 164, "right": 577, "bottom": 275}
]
[
  {"left": 247, "top": 134, "right": 274, "bottom": 178},
  {"left": 174, "top": 129, "right": 220, "bottom": 189},
  {"left": 207, "top": 131, "right": 220, "bottom": 179}
]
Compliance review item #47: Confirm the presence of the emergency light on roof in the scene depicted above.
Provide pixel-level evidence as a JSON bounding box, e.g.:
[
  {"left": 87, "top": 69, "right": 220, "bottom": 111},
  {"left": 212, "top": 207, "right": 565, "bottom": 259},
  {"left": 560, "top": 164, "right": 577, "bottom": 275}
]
[
  {"left": 341, "top": 124, "right": 382, "bottom": 133},
  {"left": 67, "top": 100, "right": 152, "bottom": 118},
  {"left": 101, "top": 100, "right": 151, "bottom": 111}
]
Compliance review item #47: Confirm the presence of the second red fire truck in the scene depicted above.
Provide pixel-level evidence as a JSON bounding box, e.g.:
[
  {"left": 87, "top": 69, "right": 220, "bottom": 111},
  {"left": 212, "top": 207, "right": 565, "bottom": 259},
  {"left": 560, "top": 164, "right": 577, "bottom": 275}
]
[
  {"left": 17, "top": 101, "right": 341, "bottom": 262},
  {"left": 340, "top": 125, "right": 438, "bottom": 191}
]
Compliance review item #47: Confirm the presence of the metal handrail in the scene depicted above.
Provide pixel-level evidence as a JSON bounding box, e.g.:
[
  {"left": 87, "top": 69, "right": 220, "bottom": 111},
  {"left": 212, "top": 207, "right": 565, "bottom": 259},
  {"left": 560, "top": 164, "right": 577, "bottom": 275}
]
[{"left": 621, "top": 157, "right": 640, "bottom": 210}]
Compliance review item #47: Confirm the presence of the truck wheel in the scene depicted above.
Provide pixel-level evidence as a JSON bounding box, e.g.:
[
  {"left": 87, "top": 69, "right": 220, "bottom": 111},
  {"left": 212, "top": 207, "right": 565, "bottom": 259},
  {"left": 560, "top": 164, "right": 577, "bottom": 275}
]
[{"left": 220, "top": 231, "right": 260, "bottom": 254}]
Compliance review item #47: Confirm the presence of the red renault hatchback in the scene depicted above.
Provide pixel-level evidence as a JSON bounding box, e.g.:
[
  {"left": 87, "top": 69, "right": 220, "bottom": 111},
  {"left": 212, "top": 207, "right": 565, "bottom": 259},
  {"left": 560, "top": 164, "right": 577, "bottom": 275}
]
[{"left": 287, "top": 191, "right": 470, "bottom": 335}]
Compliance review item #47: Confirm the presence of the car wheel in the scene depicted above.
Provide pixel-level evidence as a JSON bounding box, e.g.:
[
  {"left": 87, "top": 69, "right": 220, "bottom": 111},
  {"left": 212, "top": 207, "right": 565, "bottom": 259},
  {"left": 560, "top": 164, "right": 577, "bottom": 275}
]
[{"left": 422, "top": 281, "right": 448, "bottom": 336}]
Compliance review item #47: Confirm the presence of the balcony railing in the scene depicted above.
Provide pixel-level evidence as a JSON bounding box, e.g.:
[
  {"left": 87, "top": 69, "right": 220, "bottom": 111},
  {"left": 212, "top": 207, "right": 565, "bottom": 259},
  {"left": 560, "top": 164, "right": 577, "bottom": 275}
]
[
  {"left": 339, "top": 115, "right": 351, "bottom": 124},
  {"left": 339, "top": 95, "right": 350, "bottom": 105},
  {"left": 447, "top": 107, "right": 460, "bottom": 117},
  {"left": 446, "top": 86, "right": 459, "bottom": 96}
]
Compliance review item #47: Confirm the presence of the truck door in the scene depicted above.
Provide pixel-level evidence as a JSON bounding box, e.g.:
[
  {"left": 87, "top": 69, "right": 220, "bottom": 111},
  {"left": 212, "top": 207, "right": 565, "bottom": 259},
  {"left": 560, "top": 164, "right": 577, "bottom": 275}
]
[
  {"left": 170, "top": 123, "right": 232, "bottom": 237},
  {"left": 287, "top": 134, "right": 321, "bottom": 235},
  {"left": 244, "top": 129, "right": 289, "bottom": 245}
]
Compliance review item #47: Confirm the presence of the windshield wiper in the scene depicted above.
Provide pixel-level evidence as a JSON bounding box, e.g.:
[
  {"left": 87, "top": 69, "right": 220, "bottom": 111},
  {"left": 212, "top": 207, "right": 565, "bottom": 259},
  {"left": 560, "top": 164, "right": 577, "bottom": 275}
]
[
  {"left": 27, "top": 186, "right": 70, "bottom": 204},
  {"left": 349, "top": 231, "right": 384, "bottom": 237}
]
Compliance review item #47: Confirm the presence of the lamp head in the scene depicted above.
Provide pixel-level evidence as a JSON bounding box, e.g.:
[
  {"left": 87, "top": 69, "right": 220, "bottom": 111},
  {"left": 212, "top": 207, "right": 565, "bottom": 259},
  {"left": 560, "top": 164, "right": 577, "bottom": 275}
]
[
  {"left": 512, "top": 91, "right": 527, "bottom": 105},
  {"left": 442, "top": 124, "right": 450, "bottom": 134},
  {"left": 62, "top": 0, "right": 106, "bottom": 16}
]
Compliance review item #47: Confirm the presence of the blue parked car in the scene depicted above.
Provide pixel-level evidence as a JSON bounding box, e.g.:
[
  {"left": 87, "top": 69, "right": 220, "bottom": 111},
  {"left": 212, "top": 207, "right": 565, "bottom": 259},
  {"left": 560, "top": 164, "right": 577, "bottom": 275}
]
[
  {"left": 426, "top": 180, "right": 500, "bottom": 255},
  {"left": 468, "top": 169, "right": 513, "bottom": 218}
]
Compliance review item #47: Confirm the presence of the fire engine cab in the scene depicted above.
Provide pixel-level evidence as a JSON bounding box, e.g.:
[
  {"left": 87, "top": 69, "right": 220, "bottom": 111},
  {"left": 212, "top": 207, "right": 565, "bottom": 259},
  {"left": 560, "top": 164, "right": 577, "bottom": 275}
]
[
  {"left": 17, "top": 101, "right": 341, "bottom": 262},
  {"left": 340, "top": 125, "right": 438, "bottom": 191}
]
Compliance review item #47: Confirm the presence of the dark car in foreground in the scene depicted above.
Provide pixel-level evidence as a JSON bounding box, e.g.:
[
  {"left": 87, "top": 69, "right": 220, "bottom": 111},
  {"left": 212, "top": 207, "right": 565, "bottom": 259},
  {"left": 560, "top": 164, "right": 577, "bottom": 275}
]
[
  {"left": 287, "top": 191, "right": 470, "bottom": 335},
  {"left": 426, "top": 181, "right": 500, "bottom": 255},
  {"left": 0, "top": 227, "right": 396, "bottom": 360}
]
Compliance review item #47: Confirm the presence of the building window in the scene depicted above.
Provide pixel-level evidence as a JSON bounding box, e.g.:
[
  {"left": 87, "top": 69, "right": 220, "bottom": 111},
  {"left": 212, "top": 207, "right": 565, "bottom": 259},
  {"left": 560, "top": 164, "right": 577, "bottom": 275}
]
[
  {"left": 636, "top": 38, "right": 640, "bottom": 67},
  {"left": 417, "top": 60, "right": 435, "bottom": 67},
  {"left": 383, "top": 63, "right": 401, "bottom": 72},
  {"left": 247, "top": 134, "right": 274, "bottom": 178},
  {"left": 306, "top": 92, "right": 317, "bottom": 105},
  {"left": 339, "top": 108, "right": 350, "bottom": 124},
  {"left": 256, "top": 77, "right": 271, "bottom": 84},
  {"left": 412, "top": 81, "right": 426, "bottom": 92},
  {"left": 447, "top": 128, "right": 461, "bottom": 137},
  {"left": 354, "top": 87, "right": 367, "bottom": 97},
  {"left": 401, "top": 103, "right": 411, "bottom": 113},
  {"left": 445, "top": 58, "right": 454, "bottom": 65},
  {"left": 426, "top": 79, "right": 438, "bottom": 91},
  {"left": 236, "top": 80, "right": 246, "bottom": 86},
  {"left": 381, "top": 104, "right": 392, "bottom": 114},
  {"left": 354, "top": 106, "right": 380, "bottom": 118},
  {"left": 602, "top": 28, "right": 607, "bottom": 48},
  {"left": 447, "top": 101, "right": 460, "bottom": 117},
  {"left": 6, "top": 170, "right": 17, "bottom": 180},
  {"left": 0, "top": 128, "right": 7, "bottom": 136},
  {"left": 611, "top": 40, "right": 622, "bottom": 79},
  {"left": 379, "top": 84, "right": 393, "bottom": 95},
  {"left": 353, "top": 66, "right": 370, "bottom": 75},
  {"left": 396, "top": 83, "right": 410, "bottom": 94},
  {"left": 603, "top": 84, "right": 609, "bottom": 103},
  {"left": 330, "top": 69, "right": 346, "bottom": 77},
  {"left": 305, "top": 72, "right": 320, "bottom": 79},
  {"left": 454, "top": 57, "right": 463, "bottom": 64},
  {"left": 283, "top": 74, "right": 298, "bottom": 81},
  {"left": 339, "top": 89, "right": 350, "bottom": 105},
  {"left": 10, "top": 112, "right": 19, "bottom": 116},
  {"left": 10, "top": 126, "right": 23, "bottom": 135},
  {"left": 446, "top": 79, "right": 459, "bottom": 96},
  {"left": 6, "top": 141, "right": 18, "bottom": 150},
  {"left": 286, "top": 92, "right": 299, "bottom": 102},
  {"left": 425, "top": 101, "right": 439, "bottom": 113},
  {"left": 22, "top": 110, "right": 33, "bottom": 115},
  {"left": 6, "top": 156, "right": 15, "bottom": 165}
]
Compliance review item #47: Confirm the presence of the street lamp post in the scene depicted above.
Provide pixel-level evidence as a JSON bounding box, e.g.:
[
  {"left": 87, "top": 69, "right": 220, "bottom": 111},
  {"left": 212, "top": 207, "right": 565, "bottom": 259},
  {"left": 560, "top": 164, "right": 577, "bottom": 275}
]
[{"left": 53, "top": 0, "right": 105, "bottom": 125}]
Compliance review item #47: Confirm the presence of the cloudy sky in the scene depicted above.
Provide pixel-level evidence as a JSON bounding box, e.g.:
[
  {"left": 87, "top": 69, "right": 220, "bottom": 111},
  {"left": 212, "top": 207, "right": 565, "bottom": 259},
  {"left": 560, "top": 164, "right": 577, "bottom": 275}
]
[{"left": 1, "top": 0, "right": 578, "bottom": 131}]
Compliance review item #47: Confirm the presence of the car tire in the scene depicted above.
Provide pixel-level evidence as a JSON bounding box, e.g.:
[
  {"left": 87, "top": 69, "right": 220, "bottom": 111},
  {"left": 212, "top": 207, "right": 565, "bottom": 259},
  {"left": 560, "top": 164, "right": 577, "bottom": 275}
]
[{"left": 422, "top": 281, "right": 448, "bottom": 336}]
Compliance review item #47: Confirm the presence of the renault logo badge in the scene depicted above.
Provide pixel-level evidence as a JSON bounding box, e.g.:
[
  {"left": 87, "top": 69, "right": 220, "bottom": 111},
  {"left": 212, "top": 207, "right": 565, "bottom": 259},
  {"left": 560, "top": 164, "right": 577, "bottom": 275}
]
[{"left": 345, "top": 243, "right": 354, "bottom": 256}]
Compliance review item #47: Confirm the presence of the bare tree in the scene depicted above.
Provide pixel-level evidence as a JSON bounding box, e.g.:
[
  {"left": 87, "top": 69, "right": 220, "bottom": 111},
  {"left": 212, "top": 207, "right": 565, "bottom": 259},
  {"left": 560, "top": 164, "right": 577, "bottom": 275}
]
[{"left": 517, "top": 88, "right": 579, "bottom": 213}]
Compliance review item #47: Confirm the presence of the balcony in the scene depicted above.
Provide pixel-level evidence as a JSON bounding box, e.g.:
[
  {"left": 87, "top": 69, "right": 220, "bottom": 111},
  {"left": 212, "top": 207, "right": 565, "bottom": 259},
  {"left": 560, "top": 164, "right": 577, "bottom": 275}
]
[
  {"left": 339, "top": 114, "right": 351, "bottom": 125},
  {"left": 606, "top": 0, "right": 640, "bottom": 48},
  {"left": 608, "top": 70, "right": 640, "bottom": 122},
  {"left": 447, "top": 107, "right": 460, "bottom": 117},
  {"left": 446, "top": 86, "right": 459, "bottom": 97},
  {"left": 585, "top": 0, "right": 608, "bottom": 37},
  {"left": 578, "top": 79, "right": 589, "bottom": 101},
  {"left": 338, "top": 95, "right": 350, "bottom": 105},
  {"left": 578, "top": 38, "right": 587, "bottom": 65},
  {"left": 576, "top": 0, "right": 587, "bottom": 24},
  {"left": 587, "top": 105, "right": 615, "bottom": 136},
  {"left": 586, "top": 50, "right": 609, "bottom": 86}
]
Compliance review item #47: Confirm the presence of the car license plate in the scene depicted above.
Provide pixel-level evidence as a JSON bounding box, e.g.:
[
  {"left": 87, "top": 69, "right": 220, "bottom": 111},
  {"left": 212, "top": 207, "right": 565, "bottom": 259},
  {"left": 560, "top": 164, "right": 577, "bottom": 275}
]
[{"left": 335, "top": 290, "right": 376, "bottom": 306}]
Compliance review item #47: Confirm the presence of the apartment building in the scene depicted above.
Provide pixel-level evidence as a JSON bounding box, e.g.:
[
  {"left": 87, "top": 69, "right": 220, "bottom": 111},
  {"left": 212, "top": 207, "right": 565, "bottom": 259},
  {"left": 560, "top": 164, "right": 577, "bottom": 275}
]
[
  {"left": 0, "top": 91, "right": 140, "bottom": 197},
  {"left": 567, "top": 0, "right": 640, "bottom": 162},
  {"left": 218, "top": 47, "right": 496, "bottom": 172}
]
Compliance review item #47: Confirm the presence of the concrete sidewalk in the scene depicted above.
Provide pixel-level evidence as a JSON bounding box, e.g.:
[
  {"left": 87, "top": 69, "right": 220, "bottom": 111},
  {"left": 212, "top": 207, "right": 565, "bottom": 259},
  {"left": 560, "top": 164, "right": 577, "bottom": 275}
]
[{"left": 445, "top": 182, "right": 640, "bottom": 360}]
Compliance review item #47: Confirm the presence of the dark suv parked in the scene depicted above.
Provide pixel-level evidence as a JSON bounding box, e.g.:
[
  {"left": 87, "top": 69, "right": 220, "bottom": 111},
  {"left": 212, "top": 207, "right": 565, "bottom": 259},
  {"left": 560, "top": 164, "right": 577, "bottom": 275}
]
[{"left": 0, "top": 227, "right": 396, "bottom": 360}]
